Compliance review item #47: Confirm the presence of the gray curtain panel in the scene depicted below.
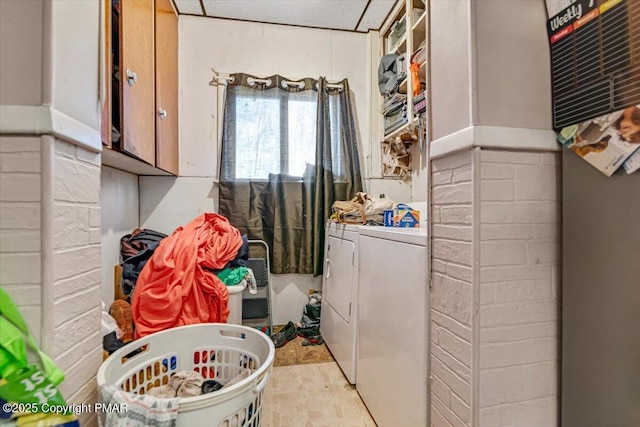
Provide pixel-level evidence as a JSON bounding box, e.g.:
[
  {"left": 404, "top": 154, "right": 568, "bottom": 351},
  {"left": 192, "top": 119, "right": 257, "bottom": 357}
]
[{"left": 219, "top": 73, "right": 362, "bottom": 275}]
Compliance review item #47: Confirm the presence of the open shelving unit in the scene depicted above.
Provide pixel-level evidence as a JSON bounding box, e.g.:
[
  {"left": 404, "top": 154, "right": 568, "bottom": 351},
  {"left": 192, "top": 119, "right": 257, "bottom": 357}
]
[{"left": 379, "top": 0, "right": 429, "bottom": 177}]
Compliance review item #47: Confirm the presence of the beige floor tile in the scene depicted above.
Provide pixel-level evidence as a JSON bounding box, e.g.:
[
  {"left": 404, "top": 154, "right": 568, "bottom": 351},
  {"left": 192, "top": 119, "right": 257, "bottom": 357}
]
[
  {"left": 262, "top": 380, "right": 274, "bottom": 427},
  {"left": 318, "top": 361, "right": 350, "bottom": 386},
  {"left": 338, "top": 420, "right": 378, "bottom": 427},
  {"left": 263, "top": 362, "right": 377, "bottom": 427},
  {"left": 329, "top": 385, "right": 371, "bottom": 423},
  {"left": 271, "top": 389, "right": 337, "bottom": 427}
]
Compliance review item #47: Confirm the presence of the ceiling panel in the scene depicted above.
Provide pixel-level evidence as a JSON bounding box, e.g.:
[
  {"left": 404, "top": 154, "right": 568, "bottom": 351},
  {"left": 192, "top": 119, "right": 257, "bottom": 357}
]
[
  {"left": 173, "top": 0, "right": 204, "bottom": 14},
  {"left": 356, "top": 0, "right": 396, "bottom": 32},
  {"left": 201, "top": 0, "right": 368, "bottom": 31}
]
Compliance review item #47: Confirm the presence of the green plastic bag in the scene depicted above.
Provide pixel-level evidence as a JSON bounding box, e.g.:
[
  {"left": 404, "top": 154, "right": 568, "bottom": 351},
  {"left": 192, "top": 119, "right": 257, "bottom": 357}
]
[
  {"left": 0, "top": 288, "right": 70, "bottom": 415},
  {"left": 0, "top": 289, "right": 63, "bottom": 385},
  {"left": 0, "top": 366, "right": 68, "bottom": 410}
]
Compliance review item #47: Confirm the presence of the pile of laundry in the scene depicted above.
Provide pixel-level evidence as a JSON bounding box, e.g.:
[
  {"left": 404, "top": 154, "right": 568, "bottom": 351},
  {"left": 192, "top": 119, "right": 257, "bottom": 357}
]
[
  {"left": 99, "top": 369, "right": 252, "bottom": 427},
  {"left": 144, "top": 370, "right": 250, "bottom": 398},
  {"left": 102, "top": 213, "right": 257, "bottom": 358}
]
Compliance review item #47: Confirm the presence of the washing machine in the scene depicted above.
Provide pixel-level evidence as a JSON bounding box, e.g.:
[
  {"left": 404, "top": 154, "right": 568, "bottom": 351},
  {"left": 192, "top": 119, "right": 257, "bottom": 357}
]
[
  {"left": 357, "top": 227, "right": 429, "bottom": 427},
  {"left": 320, "top": 222, "right": 360, "bottom": 384}
]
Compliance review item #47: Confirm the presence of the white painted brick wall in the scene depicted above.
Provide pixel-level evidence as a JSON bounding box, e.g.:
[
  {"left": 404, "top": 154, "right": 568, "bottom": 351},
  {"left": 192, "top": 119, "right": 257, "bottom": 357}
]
[
  {"left": 0, "top": 136, "right": 43, "bottom": 342},
  {"left": 431, "top": 151, "right": 474, "bottom": 427},
  {"left": 52, "top": 140, "right": 102, "bottom": 405},
  {"left": 478, "top": 150, "right": 560, "bottom": 427},
  {"left": 1, "top": 137, "right": 104, "bottom": 407},
  {"left": 430, "top": 149, "right": 560, "bottom": 427}
]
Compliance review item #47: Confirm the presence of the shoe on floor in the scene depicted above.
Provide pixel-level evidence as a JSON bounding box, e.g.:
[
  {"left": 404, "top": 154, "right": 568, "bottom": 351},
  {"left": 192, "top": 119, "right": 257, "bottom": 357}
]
[
  {"left": 297, "top": 324, "right": 320, "bottom": 338},
  {"left": 272, "top": 321, "right": 297, "bottom": 348},
  {"left": 301, "top": 334, "right": 324, "bottom": 346},
  {"left": 109, "top": 300, "right": 134, "bottom": 343}
]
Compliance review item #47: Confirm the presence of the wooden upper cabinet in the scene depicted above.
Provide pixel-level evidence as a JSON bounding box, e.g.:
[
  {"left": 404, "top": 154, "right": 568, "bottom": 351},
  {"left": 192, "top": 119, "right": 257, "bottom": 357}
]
[
  {"left": 154, "top": 0, "right": 179, "bottom": 175},
  {"left": 120, "top": 0, "right": 156, "bottom": 165}
]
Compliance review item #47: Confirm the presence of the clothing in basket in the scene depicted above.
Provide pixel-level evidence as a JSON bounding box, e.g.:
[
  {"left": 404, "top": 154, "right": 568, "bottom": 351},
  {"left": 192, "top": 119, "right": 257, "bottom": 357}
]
[{"left": 99, "top": 384, "right": 179, "bottom": 427}]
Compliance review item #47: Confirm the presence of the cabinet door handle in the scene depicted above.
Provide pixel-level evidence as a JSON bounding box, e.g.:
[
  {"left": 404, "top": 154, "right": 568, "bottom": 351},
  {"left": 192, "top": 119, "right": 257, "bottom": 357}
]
[
  {"left": 126, "top": 69, "right": 138, "bottom": 87},
  {"left": 325, "top": 259, "right": 331, "bottom": 279},
  {"left": 158, "top": 108, "right": 167, "bottom": 119}
]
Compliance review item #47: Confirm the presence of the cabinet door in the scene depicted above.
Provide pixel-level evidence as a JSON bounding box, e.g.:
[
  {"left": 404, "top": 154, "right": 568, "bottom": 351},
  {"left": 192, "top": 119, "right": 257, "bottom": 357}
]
[
  {"left": 154, "top": 0, "right": 179, "bottom": 175},
  {"left": 120, "top": 0, "right": 155, "bottom": 164},
  {"left": 101, "top": 0, "right": 111, "bottom": 148}
]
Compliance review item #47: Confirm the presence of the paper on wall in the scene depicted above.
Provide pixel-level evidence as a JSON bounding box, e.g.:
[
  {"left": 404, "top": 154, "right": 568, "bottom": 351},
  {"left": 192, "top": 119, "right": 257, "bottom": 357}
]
[
  {"left": 545, "top": 0, "right": 577, "bottom": 18},
  {"left": 623, "top": 149, "right": 640, "bottom": 174},
  {"left": 558, "top": 105, "right": 640, "bottom": 177}
]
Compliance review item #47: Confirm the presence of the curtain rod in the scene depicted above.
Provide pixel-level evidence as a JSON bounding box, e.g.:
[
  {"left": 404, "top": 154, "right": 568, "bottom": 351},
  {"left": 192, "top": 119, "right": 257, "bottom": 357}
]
[
  {"left": 209, "top": 69, "right": 343, "bottom": 91},
  {"left": 209, "top": 68, "right": 235, "bottom": 86}
]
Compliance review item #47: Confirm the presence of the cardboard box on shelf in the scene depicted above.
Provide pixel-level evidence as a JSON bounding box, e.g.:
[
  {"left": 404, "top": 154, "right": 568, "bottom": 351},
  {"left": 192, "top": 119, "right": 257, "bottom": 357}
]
[
  {"left": 384, "top": 209, "right": 394, "bottom": 227},
  {"left": 393, "top": 204, "right": 420, "bottom": 228}
]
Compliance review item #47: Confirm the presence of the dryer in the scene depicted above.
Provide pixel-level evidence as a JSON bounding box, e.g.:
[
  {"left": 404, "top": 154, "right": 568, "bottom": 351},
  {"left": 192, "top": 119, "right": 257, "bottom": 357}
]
[
  {"left": 357, "top": 227, "right": 429, "bottom": 427},
  {"left": 320, "top": 222, "right": 359, "bottom": 384}
]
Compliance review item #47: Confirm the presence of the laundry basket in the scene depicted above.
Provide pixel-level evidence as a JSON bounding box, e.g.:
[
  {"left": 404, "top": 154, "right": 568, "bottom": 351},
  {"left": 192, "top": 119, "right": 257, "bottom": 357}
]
[{"left": 97, "top": 323, "right": 275, "bottom": 427}]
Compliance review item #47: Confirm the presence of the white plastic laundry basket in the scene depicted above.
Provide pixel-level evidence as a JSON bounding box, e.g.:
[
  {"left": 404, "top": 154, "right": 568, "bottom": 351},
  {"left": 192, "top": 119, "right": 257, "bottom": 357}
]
[{"left": 97, "top": 323, "right": 275, "bottom": 427}]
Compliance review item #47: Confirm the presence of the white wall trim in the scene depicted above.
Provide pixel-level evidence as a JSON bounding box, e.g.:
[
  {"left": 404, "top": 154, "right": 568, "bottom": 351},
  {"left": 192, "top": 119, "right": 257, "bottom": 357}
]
[
  {"left": 0, "top": 105, "right": 102, "bottom": 153},
  {"left": 430, "top": 126, "right": 475, "bottom": 159},
  {"left": 430, "top": 125, "right": 559, "bottom": 159},
  {"left": 471, "top": 147, "right": 481, "bottom": 427},
  {"left": 40, "top": 135, "right": 55, "bottom": 355}
]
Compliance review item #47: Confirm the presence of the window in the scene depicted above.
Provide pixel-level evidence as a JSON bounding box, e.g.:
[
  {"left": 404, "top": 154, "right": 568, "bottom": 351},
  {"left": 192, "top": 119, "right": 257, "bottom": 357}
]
[
  {"left": 218, "top": 74, "right": 363, "bottom": 276},
  {"left": 223, "top": 86, "right": 318, "bottom": 180}
]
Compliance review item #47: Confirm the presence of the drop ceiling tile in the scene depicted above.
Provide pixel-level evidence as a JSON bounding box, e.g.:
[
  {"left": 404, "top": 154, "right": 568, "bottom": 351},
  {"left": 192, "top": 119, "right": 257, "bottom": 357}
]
[
  {"left": 357, "top": 0, "right": 397, "bottom": 32},
  {"left": 174, "top": 0, "right": 204, "bottom": 14},
  {"left": 201, "top": 0, "right": 368, "bottom": 31}
]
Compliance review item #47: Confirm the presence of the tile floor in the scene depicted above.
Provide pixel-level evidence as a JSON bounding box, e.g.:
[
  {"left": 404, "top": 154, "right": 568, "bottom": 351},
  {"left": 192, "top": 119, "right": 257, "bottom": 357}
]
[
  {"left": 261, "top": 327, "right": 376, "bottom": 426},
  {"left": 261, "top": 362, "right": 377, "bottom": 427}
]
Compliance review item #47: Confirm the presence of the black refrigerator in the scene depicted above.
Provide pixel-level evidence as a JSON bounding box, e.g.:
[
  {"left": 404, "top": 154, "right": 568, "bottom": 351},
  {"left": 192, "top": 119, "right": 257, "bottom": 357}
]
[{"left": 562, "top": 149, "right": 640, "bottom": 427}]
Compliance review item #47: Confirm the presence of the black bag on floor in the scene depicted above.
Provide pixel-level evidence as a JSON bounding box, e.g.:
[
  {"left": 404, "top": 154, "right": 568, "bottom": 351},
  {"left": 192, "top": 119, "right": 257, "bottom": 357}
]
[
  {"left": 298, "top": 290, "right": 322, "bottom": 338},
  {"left": 120, "top": 228, "right": 167, "bottom": 296},
  {"left": 301, "top": 304, "right": 321, "bottom": 327}
]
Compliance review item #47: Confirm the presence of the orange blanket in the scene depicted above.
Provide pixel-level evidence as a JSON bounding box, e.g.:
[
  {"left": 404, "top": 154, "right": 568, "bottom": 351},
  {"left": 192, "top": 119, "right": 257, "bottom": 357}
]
[{"left": 132, "top": 213, "right": 243, "bottom": 338}]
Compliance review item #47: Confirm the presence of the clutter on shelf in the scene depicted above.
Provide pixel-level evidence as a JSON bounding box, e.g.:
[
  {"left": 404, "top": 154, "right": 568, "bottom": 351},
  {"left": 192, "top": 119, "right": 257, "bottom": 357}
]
[
  {"left": 330, "top": 192, "right": 395, "bottom": 225},
  {"left": 378, "top": 0, "right": 428, "bottom": 148},
  {"left": 381, "top": 134, "right": 413, "bottom": 177}
]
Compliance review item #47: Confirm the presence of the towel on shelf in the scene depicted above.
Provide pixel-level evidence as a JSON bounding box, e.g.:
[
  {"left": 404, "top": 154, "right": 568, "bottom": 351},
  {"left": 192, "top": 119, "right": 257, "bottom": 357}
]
[{"left": 99, "top": 385, "right": 179, "bottom": 427}]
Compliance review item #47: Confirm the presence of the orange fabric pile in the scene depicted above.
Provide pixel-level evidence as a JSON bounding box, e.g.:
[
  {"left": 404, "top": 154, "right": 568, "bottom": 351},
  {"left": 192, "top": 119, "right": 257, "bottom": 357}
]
[{"left": 132, "top": 213, "right": 243, "bottom": 339}]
